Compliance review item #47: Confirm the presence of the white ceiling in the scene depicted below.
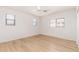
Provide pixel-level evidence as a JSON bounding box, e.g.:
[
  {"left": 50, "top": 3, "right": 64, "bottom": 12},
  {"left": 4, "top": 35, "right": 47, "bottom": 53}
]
[{"left": 7, "top": 6, "right": 76, "bottom": 16}]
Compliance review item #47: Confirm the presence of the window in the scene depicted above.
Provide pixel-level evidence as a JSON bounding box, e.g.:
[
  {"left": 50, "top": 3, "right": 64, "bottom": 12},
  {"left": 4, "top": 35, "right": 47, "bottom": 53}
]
[
  {"left": 6, "top": 14, "right": 15, "bottom": 26},
  {"left": 50, "top": 19, "right": 56, "bottom": 27},
  {"left": 49, "top": 18, "right": 65, "bottom": 28},
  {"left": 57, "top": 18, "right": 65, "bottom": 27},
  {"left": 33, "top": 19, "right": 37, "bottom": 27}
]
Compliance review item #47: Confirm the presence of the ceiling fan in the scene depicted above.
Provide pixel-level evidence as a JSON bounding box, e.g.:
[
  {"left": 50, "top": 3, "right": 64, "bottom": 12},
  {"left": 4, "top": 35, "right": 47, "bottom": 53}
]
[{"left": 33, "top": 6, "right": 48, "bottom": 13}]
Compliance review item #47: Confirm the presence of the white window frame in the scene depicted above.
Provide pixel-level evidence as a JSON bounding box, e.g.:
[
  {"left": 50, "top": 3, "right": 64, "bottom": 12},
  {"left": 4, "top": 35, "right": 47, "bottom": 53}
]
[
  {"left": 56, "top": 18, "right": 65, "bottom": 27},
  {"left": 49, "top": 19, "right": 56, "bottom": 28},
  {"left": 6, "top": 14, "right": 15, "bottom": 26},
  {"left": 49, "top": 18, "right": 65, "bottom": 28},
  {"left": 33, "top": 19, "right": 37, "bottom": 27}
]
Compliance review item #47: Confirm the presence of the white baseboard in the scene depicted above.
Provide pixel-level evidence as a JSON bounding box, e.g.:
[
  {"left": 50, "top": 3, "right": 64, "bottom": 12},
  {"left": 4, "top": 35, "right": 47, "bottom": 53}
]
[
  {"left": 0, "top": 34, "right": 39, "bottom": 43},
  {"left": 40, "top": 33, "right": 76, "bottom": 41}
]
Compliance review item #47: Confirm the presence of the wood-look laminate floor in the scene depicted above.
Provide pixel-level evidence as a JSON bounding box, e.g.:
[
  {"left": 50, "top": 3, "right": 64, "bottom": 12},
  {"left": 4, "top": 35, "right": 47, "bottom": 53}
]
[{"left": 0, "top": 35, "right": 78, "bottom": 52}]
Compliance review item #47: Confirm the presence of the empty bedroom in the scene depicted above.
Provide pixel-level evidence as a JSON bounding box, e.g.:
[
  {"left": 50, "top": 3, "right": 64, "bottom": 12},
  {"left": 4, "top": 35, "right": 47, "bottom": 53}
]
[{"left": 0, "top": 6, "right": 78, "bottom": 52}]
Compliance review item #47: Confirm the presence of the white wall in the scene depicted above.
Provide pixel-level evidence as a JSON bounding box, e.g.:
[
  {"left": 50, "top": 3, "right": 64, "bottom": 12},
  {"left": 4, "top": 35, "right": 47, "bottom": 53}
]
[
  {"left": 0, "top": 7, "right": 39, "bottom": 42},
  {"left": 40, "top": 9, "right": 76, "bottom": 41},
  {"left": 0, "top": 7, "right": 77, "bottom": 43},
  {"left": 77, "top": 7, "right": 79, "bottom": 47}
]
